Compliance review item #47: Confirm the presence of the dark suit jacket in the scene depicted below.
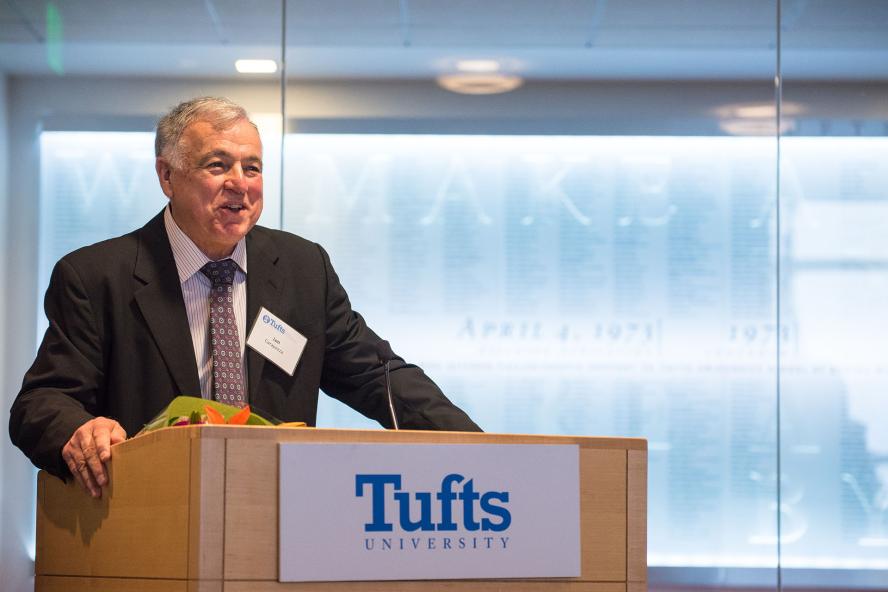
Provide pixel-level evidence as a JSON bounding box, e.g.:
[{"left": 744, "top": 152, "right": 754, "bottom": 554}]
[{"left": 10, "top": 211, "right": 480, "bottom": 477}]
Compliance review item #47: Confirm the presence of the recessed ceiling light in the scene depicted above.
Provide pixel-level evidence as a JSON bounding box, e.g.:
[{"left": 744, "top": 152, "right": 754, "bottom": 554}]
[
  {"left": 718, "top": 119, "right": 796, "bottom": 136},
  {"left": 713, "top": 101, "right": 804, "bottom": 120},
  {"left": 437, "top": 73, "right": 523, "bottom": 95},
  {"left": 455, "top": 59, "right": 501, "bottom": 73},
  {"left": 235, "top": 59, "right": 277, "bottom": 74}
]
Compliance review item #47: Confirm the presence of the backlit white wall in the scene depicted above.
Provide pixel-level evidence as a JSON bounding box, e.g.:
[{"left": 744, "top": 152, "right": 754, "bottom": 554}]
[
  {"left": 2, "top": 75, "right": 888, "bottom": 591},
  {"left": 0, "top": 75, "right": 764, "bottom": 591}
]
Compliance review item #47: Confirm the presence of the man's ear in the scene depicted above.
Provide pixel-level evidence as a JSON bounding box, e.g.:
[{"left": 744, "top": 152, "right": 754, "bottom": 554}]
[{"left": 155, "top": 157, "right": 174, "bottom": 199}]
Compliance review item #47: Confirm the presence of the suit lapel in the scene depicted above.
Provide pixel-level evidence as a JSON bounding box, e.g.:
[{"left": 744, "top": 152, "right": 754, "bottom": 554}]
[
  {"left": 245, "top": 229, "right": 282, "bottom": 400},
  {"left": 132, "top": 212, "right": 202, "bottom": 398}
]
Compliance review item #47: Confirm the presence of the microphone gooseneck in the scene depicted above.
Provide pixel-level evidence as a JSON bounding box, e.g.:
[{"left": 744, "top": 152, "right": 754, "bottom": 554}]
[{"left": 376, "top": 341, "right": 399, "bottom": 430}]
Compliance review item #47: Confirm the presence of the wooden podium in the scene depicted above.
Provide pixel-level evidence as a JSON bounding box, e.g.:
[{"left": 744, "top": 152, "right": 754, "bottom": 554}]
[{"left": 35, "top": 426, "right": 647, "bottom": 591}]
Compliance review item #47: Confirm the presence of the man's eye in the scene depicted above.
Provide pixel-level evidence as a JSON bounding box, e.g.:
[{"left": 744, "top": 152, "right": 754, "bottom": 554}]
[
  {"left": 207, "top": 161, "right": 226, "bottom": 170},
  {"left": 246, "top": 165, "right": 262, "bottom": 174}
]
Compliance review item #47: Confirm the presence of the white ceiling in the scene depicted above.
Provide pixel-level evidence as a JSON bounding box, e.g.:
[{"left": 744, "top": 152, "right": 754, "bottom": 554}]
[{"left": 1, "top": 0, "right": 887, "bottom": 80}]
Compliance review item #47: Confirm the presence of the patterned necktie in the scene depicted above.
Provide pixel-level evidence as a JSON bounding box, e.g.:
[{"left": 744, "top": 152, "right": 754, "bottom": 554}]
[{"left": 200, "top": 259, "right": 245, "bottom": 407}]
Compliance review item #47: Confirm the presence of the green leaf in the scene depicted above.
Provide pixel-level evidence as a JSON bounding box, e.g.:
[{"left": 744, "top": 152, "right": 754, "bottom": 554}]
[{"left": 137, "top": 395, "right": 274, "bottom": 436}]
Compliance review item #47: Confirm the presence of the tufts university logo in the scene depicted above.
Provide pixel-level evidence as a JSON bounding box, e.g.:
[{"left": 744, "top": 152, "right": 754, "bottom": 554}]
[{"left": 355, "top": 473, "right": 512, "bottom": 533}]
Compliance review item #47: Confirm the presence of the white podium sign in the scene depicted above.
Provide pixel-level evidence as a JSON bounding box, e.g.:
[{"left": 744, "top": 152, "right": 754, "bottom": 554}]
[{"left": 279, "top": 443, "right": 580, "bottom": 582}]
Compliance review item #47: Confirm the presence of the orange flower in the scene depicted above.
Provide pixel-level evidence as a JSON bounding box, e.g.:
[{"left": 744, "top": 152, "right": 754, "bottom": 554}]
[
  {"left": 229, "top": 405, "right": 252, "bottom": 425},
  {"left": 204, "top": 405, "right": 226, "bottom": 425}
]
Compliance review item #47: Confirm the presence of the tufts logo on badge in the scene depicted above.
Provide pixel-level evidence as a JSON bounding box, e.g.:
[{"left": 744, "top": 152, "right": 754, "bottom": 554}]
[{"left": 246, "top": 307, "right": 307, "bottom": 376}]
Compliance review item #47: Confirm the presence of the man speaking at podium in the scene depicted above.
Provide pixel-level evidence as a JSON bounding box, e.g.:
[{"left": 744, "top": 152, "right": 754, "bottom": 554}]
[{"left": 9, "top": 97, "right": 480, "bottom": 498}]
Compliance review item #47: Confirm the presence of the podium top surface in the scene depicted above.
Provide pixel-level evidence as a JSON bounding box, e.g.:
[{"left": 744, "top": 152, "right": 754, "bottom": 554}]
[{"left": 120, "top": 424, "right": 647, "bottom": 452}]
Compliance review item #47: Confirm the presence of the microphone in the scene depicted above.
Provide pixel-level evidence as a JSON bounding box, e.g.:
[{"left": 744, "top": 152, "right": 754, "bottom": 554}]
[{"left": 376, "top": 340, "right": 399, "bottom": 430}]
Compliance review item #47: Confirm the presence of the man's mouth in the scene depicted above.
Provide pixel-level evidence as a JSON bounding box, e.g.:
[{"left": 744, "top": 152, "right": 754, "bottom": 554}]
[{"left": 222, "top": 204, "right": 245, "bottom": 212}]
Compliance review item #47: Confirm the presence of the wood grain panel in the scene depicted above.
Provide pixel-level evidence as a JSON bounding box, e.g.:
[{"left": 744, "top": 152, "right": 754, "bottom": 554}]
[
  {"left": 627, "top": 450, "right": 648, "bottom": 584},
  {"left": 580, "top": 449, "right": 627, "bottom": 581},
  {"left": 36, "top": 575, "right": 189, "bottom": 592},
  {"left": 189, "top": 581, "right": 224, "bottom": 592},
  {"left": 36, "top": 429, "right": 191, "bottom": 579},
  {"left": 224, "top": 439, "right": 279, "bottom": 579},
  {"left": 189, "top": 435, "right": 226, "bottom": 580}
]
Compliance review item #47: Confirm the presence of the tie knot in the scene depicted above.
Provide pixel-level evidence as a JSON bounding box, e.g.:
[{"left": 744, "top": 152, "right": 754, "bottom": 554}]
[{"left": 200, "top": 259, "right": 238, "bottom": 287}]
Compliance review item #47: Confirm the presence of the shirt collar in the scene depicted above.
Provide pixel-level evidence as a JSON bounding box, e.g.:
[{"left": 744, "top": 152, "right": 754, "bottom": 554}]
[{"left": 163, "top": 205, "right": 247, "bottom": 284}]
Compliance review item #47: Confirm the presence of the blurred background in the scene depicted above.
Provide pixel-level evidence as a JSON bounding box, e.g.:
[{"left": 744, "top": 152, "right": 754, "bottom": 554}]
[{"left": 1, "top": 1, "right": 887, "bottom": 590}]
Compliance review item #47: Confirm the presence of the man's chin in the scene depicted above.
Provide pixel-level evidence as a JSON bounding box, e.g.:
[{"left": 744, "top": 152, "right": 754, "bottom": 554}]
[
  {"left": 215, "top": 216, "right": 256, "bottom": 234},
  {"left": 219, "top": 227, "right": 252, "bottom": 244},
  {"left": 205, "top": 223, "right": 254, "bottom": 253}
]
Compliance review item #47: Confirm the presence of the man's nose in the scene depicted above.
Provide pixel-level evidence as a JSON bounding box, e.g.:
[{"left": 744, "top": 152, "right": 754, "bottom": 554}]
[{"left": 224, "top": 164, "right": 248, "bottom": 193}]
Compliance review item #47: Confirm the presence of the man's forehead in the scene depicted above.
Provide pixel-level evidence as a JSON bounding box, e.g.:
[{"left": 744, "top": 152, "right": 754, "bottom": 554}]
[{"left": 183, "top": 119, "right": 262, "bottom": 156}]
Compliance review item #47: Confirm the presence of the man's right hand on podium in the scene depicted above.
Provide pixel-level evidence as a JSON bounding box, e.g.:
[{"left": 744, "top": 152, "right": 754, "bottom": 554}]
[{"left": 61, "top": 417, "right": 127, "bottom": 499}]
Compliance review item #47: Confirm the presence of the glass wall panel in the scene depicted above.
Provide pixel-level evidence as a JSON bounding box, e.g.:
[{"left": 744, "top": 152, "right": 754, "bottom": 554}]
[
  {"left": 779, "top": 1, "right": 888, "bottom": 589},
  {"left": 282, "top": 2, "right": 780, "bottom": 588},
  {"left": 0, "top": 3, "right": 282, "bottom": 591}
]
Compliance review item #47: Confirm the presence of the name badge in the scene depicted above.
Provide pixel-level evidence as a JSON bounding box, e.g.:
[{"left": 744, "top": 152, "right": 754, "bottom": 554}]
[{"left": 246, "top": 307, "right": 307, "bottom": 376}]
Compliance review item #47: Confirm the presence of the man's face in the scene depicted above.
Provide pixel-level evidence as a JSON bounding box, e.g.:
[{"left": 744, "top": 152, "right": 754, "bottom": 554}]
[{"left": 156, "top": 118, "right": 263, "bottom": 259}]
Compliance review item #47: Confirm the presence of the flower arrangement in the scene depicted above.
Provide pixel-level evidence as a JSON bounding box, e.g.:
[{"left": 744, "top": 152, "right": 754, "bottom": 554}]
[{"left": 136, "top": 395, "right": 274, "bottom": 435}]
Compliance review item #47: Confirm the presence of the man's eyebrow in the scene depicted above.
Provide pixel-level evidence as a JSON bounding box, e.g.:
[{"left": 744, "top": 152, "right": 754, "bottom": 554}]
[
  {"left": 198, "top": 149, "right": 262, "bottom": 163},
  {"left": 198, "top": 149, "right": 233, "bottom": 163}
]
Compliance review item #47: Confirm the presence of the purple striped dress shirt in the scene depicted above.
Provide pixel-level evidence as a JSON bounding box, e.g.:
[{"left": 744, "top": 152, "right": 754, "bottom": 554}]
[{"left": 163, "top": 206, "right": 248, "bottom": 401}]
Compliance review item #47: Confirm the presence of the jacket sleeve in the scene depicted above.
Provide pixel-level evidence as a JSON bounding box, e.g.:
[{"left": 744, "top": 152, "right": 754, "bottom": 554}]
[
  {"left": 315, "top": 245, "right": 481, "bottom": 432},
  {"left": 9, "top": 258, "right": 103, "bottom": 478}
]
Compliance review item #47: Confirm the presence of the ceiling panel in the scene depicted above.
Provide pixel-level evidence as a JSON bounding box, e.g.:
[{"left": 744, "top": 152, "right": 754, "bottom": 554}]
[
  {"left": 0, "top": 22, "right": 35, "bottom": 43},
  {"left": 284, "top": 0, "right": 401, "bottom": 46},
  {"left": 48, "top": 0, "right": 218, "bottom": 43},
  {"left": 594, "top": 28, "right": 776, "bottom": 50},
  {"left": 409, "top": 0, "right": 599, "bottom": 27},
  {"left": 792, "top": 0, "right": 888, "bottom": 29},
  {"left": 208, "top": 0, "right": 283, "bottom": 44},
  {"left": 603, "top": 0, "right": 777, "bottom": 28},
  {"left": 286, "top": 0, "right": 400, "bottom": 26},
  {"left": 0, "top": 0, "right": 885, "bottom": 79},
  {"left": 408, "top": 0, "right": 595, "bottom": 46},
  {"left": 407, "top": 25, "right": 591, "bottom": 47},
  {"left": 0, "top": 0, "right": 42, "bottom": 42},
  {"left": 283, "top": 28, "right": 402, "bottom": 46},
  {"left": 2, "top": 0, "right": 43, "bottom": 24}
]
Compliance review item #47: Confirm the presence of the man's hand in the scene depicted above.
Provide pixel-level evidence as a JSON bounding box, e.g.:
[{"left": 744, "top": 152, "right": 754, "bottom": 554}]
[{"left": 61, "top": 417, "right": 127, "bottom": 498}]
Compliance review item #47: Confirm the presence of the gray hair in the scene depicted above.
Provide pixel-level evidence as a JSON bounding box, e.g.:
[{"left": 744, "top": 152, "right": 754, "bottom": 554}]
[{"left": 155, "top": 97, "right": 256, "bottom": 167}]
